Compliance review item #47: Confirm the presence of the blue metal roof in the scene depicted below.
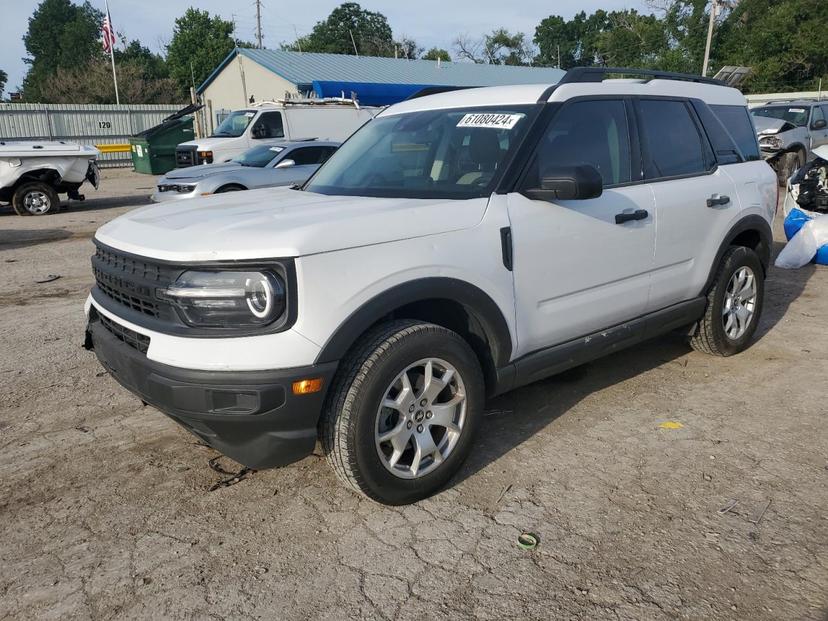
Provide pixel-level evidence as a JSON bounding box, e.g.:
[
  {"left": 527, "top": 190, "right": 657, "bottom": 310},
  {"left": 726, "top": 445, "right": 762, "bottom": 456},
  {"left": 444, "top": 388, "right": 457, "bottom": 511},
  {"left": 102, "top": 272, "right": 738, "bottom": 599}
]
[{"left": 198, "top": 48, "right": 564, "bottom": 95}]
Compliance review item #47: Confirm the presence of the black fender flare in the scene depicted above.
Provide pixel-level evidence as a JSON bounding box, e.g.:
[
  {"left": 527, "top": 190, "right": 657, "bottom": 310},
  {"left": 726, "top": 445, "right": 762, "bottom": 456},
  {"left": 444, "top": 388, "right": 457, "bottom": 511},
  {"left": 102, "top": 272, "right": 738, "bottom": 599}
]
[
  {"left": 314, "top": 277, "right": 513, "bottom": 366},
  {"left": 702, "top": 214, "right": 772, "bottom": 294}
]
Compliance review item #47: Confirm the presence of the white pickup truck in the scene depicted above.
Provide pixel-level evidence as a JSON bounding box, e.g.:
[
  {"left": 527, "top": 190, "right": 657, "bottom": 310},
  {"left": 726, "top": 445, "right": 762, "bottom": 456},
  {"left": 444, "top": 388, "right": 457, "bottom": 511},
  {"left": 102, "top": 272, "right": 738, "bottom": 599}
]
[
  {"left": 0, "top": 141, "right": 99, "bottom": 215},
  {"left": 175, "top": 98, "right": 377, "bottom": 167}
]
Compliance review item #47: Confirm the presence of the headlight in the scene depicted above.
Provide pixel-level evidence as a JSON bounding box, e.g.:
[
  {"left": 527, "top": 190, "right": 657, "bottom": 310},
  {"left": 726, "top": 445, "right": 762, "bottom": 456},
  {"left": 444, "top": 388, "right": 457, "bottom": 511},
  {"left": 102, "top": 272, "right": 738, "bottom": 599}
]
[
  {"left": 759, "top": 135, "right": 782, "bottom": 149},
  {"left": 160, "top": 270, "right": 286, "bottom": 328},
  {"left": 198, "top": 150, "right": 214, "bottom": 164}
]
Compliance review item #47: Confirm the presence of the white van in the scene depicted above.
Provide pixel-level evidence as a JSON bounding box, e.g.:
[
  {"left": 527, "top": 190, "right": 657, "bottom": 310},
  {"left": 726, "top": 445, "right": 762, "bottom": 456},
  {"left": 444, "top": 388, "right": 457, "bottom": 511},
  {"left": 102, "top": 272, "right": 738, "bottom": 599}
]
[{"left": 175, "top": 98, "right": 377, "bottom": 167}]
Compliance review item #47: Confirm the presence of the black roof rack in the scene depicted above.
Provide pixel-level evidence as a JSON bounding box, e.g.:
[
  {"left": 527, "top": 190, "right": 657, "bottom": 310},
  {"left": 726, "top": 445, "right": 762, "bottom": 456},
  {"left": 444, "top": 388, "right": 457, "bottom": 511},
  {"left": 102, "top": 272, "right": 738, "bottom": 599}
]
[
  {"left": 406, "top": 86, "right": 476, "bottom": 100},
  {"left": 559, "top": 67, "right": 725, "bottom": 86}
]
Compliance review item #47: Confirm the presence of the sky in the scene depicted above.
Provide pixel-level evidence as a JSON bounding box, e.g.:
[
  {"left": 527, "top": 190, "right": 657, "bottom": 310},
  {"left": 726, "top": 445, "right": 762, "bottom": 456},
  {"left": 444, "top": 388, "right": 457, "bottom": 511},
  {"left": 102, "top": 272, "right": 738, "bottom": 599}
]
[{"left": 2, "top": 0, "right": 652, "bottom": 92}]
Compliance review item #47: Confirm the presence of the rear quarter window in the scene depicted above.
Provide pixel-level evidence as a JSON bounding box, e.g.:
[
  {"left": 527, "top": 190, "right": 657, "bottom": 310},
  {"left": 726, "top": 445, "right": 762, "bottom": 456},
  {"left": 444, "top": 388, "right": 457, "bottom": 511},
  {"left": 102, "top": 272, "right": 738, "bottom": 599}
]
[{"left": 711, "top": 105, "right": 761, "bottom": 161}]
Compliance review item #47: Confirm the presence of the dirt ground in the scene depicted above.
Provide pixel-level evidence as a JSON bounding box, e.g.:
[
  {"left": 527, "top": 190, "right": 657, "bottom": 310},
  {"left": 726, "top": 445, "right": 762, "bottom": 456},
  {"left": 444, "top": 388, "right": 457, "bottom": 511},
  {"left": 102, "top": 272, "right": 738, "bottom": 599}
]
[{"left": 0, "top": 170, "right": 826, "bottom": 620}]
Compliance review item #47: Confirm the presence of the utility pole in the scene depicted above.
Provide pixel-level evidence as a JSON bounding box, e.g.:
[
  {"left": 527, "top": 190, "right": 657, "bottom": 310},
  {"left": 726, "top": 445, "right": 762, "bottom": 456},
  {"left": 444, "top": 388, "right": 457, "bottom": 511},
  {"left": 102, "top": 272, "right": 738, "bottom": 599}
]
[
  {"left": 702, "top": 0, "right": 720, "bottom": 77},
  {"left": 557, "top": 45, "right": 561, "bottom": 69},
  {"left": 349, "top": 29, "right": 359, "bottom": 56},
  {"left": 255, "top": 0, "right": 263, "bottom": 49}
]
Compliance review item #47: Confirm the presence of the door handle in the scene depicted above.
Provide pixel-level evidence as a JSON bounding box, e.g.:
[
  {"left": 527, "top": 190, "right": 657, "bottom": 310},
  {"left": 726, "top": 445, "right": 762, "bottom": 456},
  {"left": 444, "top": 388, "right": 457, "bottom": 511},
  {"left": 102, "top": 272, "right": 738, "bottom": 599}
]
[
  {"left": 615, "top": 209, "right": 649, "bottom": 224},
  {"left": 707, "top": 194, "right": 731, "bottom": 207}
]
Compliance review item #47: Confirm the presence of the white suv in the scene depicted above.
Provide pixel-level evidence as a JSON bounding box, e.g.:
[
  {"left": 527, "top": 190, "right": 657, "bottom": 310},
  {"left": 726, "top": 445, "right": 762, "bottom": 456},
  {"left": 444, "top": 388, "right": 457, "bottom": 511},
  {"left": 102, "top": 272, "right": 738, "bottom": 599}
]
[{"left": 85, "top": 68, "right": 777, "bottom": 505}]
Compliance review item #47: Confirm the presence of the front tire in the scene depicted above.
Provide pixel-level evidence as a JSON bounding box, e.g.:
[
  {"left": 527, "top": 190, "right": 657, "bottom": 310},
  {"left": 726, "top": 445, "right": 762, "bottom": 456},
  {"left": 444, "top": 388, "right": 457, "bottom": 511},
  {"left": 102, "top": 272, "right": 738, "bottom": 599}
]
[
  {"left": 320, "top": 320, "right": 484, "bottom": 505},
  {"left": 12, "top": 182, "right": 60, "bottom": 215},
  {"left": 690, "top": 246, "right": 764, "bottom": 356}
]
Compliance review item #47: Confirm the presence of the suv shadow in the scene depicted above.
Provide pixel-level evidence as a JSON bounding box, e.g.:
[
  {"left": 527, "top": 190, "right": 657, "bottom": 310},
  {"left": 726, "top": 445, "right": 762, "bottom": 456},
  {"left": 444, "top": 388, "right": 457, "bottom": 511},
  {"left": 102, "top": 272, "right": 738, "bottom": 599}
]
[{"left": 453, "top": 243, "right": 816, "bottom": 486}]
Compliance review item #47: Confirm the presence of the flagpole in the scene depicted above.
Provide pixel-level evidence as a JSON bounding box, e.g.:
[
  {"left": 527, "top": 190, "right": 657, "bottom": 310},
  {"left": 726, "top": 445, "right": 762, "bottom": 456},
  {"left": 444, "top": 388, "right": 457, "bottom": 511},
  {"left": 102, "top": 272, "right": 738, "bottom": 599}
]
[{"left": 105, "top": 0, "right": 120, "bottom": 104}]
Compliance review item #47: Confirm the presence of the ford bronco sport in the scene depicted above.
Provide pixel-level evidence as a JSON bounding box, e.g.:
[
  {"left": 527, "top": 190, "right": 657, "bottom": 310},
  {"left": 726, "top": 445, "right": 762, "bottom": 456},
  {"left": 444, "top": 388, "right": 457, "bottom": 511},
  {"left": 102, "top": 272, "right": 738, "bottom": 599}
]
[{"left": 85, "top": 68, "right": 776, "bottom": 505}]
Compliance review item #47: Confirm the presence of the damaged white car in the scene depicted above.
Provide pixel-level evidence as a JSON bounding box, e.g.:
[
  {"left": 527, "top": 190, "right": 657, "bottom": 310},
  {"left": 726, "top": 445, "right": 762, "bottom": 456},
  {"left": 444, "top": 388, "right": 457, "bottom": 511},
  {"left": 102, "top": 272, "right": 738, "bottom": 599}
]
[
  {"left": 751, "top": 101, "right": 828, "bottom": 184},
  {"left": 0, "top": 141, "right": 100, "bottom": 215},
  {"left": 777, "top": 144, "right": 828, "bottom": 268}
]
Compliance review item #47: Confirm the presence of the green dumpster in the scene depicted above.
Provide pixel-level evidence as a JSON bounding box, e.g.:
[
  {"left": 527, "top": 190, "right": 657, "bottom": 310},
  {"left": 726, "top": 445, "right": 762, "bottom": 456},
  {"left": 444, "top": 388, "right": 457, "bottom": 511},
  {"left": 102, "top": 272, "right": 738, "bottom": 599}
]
[{"left": 129, "top": 104, "right": 201, "bottom": 174}]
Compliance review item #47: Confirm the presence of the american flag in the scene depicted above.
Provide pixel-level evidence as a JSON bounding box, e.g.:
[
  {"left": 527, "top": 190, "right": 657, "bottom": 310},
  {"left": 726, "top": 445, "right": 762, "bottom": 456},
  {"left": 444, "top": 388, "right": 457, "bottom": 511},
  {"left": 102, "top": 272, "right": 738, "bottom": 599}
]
[{"left": 101, "top": 6, "right": 116, "bottom": 54}]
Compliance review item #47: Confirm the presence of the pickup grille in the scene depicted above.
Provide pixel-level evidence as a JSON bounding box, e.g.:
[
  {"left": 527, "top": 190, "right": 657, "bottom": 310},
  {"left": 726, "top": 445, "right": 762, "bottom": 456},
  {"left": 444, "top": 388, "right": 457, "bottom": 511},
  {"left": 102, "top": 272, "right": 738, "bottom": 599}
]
[{"left": 175, "top": 146, "right": 196, "bottom": 168}]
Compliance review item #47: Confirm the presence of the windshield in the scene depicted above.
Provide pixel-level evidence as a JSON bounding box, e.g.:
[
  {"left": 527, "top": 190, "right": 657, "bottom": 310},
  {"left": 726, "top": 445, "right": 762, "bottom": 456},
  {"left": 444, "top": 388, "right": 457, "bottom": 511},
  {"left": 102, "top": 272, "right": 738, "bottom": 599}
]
[
  {"left": 305, "top": 106, "right": 535, "bottom": 199},
  {"left": 212, "top": 110, "right": 256, "bottom": 137},
  {"left": 233, "top": 145, "right": 284, "bottom": 167},
  {"left": 751, "top": 106, "right": 810, "bottom": 127}
]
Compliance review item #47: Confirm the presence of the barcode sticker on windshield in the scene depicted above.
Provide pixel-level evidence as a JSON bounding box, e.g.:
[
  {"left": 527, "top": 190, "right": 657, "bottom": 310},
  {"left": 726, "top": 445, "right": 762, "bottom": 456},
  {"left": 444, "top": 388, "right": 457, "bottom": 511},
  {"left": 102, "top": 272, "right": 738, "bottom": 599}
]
[
  {"left": 457, "top": 113, "right": 523, "bottom": 130},
  {"left": 789, "top": 108, "right": 806, "bottom": 113},
  {"left": 269, "top": 146, "right": 285, "bottom": 152}
]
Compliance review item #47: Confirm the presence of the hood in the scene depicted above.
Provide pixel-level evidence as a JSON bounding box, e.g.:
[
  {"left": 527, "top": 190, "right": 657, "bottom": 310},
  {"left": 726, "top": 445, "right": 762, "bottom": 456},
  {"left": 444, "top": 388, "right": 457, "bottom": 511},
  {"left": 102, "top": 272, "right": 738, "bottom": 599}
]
[
  {"left": 95, "top": 187, "right": 489, "bottom": 261},
  {"left": 162, "top": 162, "right": 244, "bottom": 181},
  {"left": 178, "top": 136, "right": 242, "bottom": 150},
  {"left": 752, "top": 116, "right": 796, "bottom": 135},
  {"left": 813, "top": 145, "right": 828, "bottom": 162}
]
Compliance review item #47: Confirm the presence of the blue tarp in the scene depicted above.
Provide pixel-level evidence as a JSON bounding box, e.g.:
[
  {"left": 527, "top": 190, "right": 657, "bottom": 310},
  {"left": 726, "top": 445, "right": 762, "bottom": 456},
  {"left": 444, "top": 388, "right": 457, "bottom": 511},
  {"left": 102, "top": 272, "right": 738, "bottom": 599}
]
[{"left": 311, "top": 81, "right": 458, "bottom": 106}]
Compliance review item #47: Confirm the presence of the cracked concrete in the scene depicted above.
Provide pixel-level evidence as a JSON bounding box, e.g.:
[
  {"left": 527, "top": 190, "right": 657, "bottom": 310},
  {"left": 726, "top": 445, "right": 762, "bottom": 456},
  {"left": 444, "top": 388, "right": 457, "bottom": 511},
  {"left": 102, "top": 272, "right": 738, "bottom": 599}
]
[{"left": 1, "top": 171, "right": 826, "bottom": 620}]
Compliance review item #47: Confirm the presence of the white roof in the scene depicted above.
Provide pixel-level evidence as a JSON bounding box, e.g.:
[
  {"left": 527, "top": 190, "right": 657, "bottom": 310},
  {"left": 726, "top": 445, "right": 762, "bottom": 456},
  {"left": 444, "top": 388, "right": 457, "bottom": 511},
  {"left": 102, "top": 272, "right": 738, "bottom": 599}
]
[{"left": 381, "top": 78, "right": 746, "bottom": 116}]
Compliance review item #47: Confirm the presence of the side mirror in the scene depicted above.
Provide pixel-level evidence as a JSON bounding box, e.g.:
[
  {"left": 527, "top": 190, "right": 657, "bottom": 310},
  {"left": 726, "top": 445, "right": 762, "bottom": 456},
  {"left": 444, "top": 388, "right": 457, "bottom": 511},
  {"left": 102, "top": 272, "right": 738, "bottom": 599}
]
[
  {"left": 275, "top": 158, "right": 296, "bottom": 169},
  {"left": 812, "top": 119, "right": 827, "bottom": 130},
  {"left": 523, "top": 164, "right": 603, "bottom": 201}
]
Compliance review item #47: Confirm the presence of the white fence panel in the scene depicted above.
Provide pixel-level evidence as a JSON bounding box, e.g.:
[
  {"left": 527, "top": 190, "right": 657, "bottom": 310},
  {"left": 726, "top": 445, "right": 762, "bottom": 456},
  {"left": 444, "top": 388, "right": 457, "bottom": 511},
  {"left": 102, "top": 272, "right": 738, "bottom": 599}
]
[{"left": 0, "top": 103, "right": 185, "bottom": 167}]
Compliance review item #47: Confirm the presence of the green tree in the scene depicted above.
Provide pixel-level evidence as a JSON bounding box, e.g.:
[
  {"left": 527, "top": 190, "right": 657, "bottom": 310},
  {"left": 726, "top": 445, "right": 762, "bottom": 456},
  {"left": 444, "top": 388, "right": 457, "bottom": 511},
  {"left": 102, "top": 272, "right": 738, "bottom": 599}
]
[
  {"left": 594, "top": 10, "right": 669, "bottom": 68},
  {"left": 166, "top": 9, "right": 235, "bottom": 91},
  {"left": 116, "top": 40, "right": 169, "bottom": 81},
  {"left": 455, "top": 29, "right": 534, "bottom": 65},
  {"left": 287, "top": 3, "right": 395, "bottom": 57},
  {"left": 0, "top": 69, "right": 7, "bottom": 99},
  {"left": 422, "top": 48, "right": 451, "bottom": 62},
  {"left": 49, "top": 60, "right": 182, "bottom": 104},
  {"left": 534, "top": 10, "right": 611, "bottom": 68},
  {"left": 395, "top": 37, "right": 422, "bottom": 60},
  {"left": 22, "top": 0, "right": 104, "bottom": 101},
  {"left": 717, "top": 0, "right": 828, "bottom": 92}
]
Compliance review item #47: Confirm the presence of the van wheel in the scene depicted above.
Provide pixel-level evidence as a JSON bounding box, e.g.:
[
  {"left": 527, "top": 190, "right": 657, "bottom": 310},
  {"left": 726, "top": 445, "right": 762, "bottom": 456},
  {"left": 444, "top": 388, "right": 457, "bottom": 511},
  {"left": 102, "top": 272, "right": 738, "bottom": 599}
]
[
  {"left": 12, "top": 182, "right": 60, "bottom": 215},
  {"left": 690, "top": 246, "right": 764, "bottom": 356},
  {"left": 320, "top": 320, "right": 484, "bottom": 505}
]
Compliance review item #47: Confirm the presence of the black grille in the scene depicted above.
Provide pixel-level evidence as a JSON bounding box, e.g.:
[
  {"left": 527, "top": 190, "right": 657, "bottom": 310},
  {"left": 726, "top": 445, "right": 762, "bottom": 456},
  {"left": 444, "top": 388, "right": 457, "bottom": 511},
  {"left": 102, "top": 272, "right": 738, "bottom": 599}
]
[
  {"left": 96, "top": 310, "right": 150, "bottom": 354},
  {"left": 92, "top": 242, "right": 178, "bottom": 322},
  {"left": 175, "top": 146, "right": 196, "bottom": 168}
]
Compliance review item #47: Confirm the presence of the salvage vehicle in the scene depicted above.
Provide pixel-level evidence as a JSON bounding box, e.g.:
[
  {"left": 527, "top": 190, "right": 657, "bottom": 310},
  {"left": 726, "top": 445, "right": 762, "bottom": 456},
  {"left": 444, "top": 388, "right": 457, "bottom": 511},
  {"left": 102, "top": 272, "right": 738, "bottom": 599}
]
[
  {"left": 0, "top": 141, "right": 99, "bottom": 215},
  {"left": 775, "top": 144, "right": 828, "bottom": 267},
  {"left": 152, "top": 140, "right": 338, "bottom": 202},
  {"left": 751, "top": 100, "right": 828, "bottom": 184},
  {"left": 175, "top": 98, "right": 375, "bottom": 167},
  {"left": 85, "top": 67, "right": 776, "bottom": 505}
]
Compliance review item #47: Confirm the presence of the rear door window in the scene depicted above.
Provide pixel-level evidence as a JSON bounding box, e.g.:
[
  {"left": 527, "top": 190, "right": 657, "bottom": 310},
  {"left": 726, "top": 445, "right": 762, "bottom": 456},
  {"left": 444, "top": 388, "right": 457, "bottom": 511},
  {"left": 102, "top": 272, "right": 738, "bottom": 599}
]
[
  {"left": 289, "top": 146, "right": 334, "bottom": 165},
  {"left": 710, "top": 104, "right": 761, "bottom": 161},
  {"left": 638, "top": 99, "right": 712, "bottom": 179}
]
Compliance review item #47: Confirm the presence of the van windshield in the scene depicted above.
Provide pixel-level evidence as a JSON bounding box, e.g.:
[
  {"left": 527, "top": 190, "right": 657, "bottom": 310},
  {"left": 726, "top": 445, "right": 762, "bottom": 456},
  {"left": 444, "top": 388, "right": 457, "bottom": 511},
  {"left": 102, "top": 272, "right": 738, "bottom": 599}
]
[
  {"left": 751, "top": 106, "right": 810, "bottom": 127},
  {"left": 305, "top": 106, "right": 534, "bottom": 199},
  {"left": 212, "top": 110, "right": 256, "bottom": 137}
]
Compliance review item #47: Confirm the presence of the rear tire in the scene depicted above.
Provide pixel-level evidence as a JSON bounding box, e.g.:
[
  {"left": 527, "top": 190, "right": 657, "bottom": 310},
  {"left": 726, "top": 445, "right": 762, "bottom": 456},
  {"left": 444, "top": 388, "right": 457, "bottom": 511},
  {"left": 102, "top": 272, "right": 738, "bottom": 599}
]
[
  {"left": 690, "top": 246, "right": 764, "bottom": 356},
  {"left": 12, "top": 182, "right": 60, "bottom": 216},
  {"left": 320, "top": 320, "right": 484, "bottom": 505}
]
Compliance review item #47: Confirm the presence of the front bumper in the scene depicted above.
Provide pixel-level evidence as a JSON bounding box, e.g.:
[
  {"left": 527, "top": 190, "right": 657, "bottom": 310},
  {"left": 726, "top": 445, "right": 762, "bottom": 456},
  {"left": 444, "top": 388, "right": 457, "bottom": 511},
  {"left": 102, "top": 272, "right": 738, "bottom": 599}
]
[
  {"left": 85, "top": 311, "right": 337, "bottom": 469},
  {"left": 150, "top": 189, "right": 200, "bottom": 203}
]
